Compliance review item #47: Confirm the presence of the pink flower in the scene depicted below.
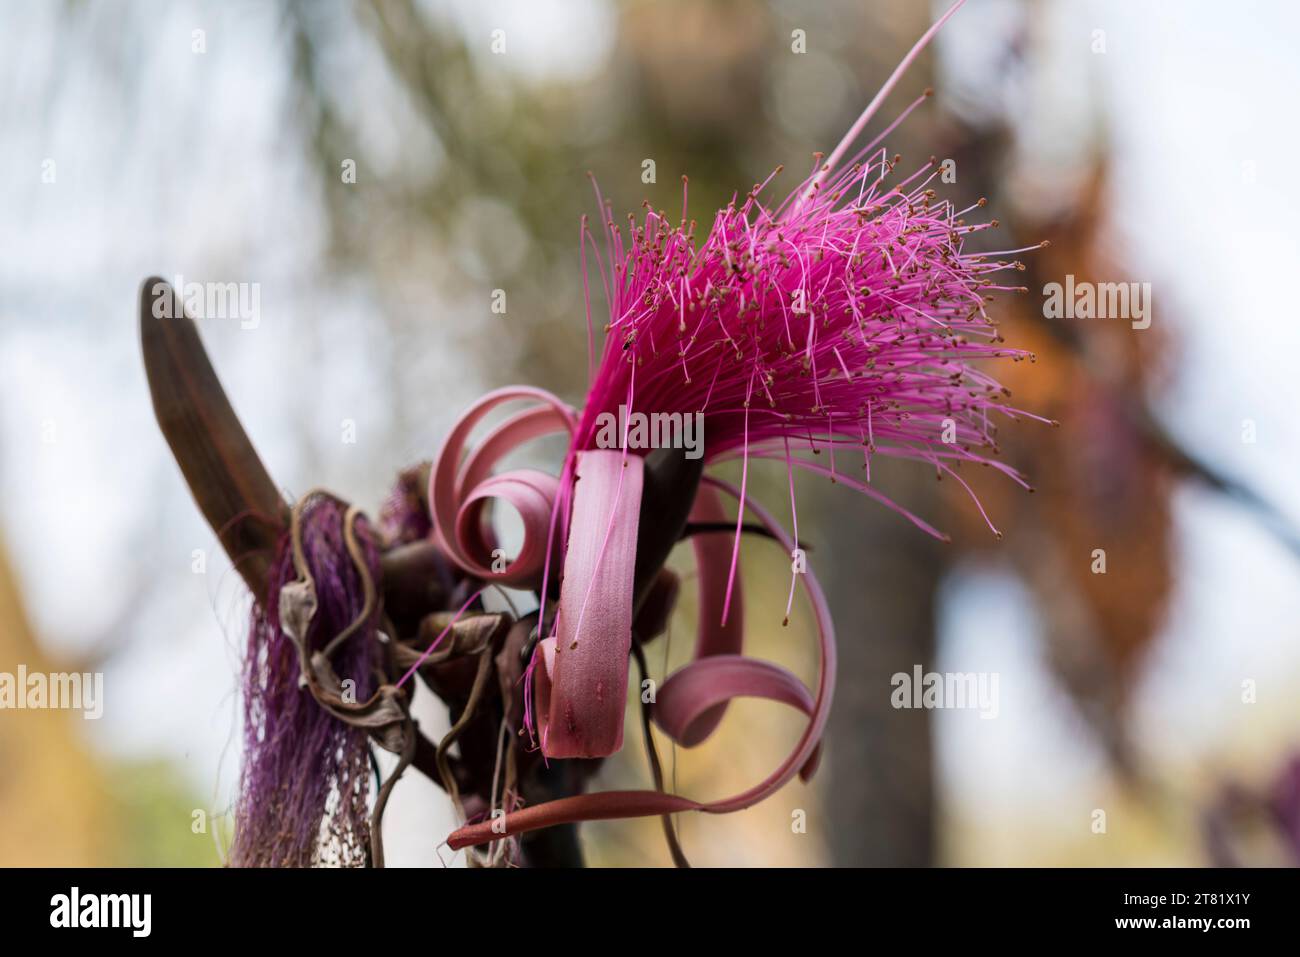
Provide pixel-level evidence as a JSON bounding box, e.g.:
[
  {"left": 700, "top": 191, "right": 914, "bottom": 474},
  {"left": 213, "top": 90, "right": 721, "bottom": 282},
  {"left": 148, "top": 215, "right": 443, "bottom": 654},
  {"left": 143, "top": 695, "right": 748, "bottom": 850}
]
[{"left": 431, "top": 0, "right": 1046, "bottom": 853}]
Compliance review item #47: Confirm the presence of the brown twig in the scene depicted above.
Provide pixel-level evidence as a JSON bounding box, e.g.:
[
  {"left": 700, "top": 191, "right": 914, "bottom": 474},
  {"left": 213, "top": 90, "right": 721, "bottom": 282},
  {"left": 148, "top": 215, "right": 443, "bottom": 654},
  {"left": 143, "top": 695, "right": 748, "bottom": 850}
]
[
  {"left": 436, "top": 646, "right": 496, "bottom": 821},
  {"left": 369, "top": 713, "right": 418, "bottom": 868}
]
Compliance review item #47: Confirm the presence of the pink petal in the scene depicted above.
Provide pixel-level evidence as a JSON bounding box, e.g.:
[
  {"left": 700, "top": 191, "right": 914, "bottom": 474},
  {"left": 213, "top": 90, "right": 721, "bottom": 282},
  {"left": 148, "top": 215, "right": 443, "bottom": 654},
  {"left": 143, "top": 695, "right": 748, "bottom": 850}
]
[
  {"left": 448, "top": 476, "right": 835, "bottom": 850},
  {"left": 697, "top": 473, "right": 835, "bottom": 813},
  {"left": 667, "top": 485, "right": 745, "bottom": 746},
  {"left": 532, "top": 635, "right": 558, "bottom": 743},
  {"left": 655, "top": 654, "right": 823, "bottom": 783},
  {"left": 454, "top": 469, "right": 561, "bottom": 583},
  {"left": 429, "top": 387, "right": 575, "bottom": 588},
  {"left": 653, "top": 655, "right": 809, "bottom": 747},
  {"left": 540, "top": 449, "right": 644, "bottom": 758}
]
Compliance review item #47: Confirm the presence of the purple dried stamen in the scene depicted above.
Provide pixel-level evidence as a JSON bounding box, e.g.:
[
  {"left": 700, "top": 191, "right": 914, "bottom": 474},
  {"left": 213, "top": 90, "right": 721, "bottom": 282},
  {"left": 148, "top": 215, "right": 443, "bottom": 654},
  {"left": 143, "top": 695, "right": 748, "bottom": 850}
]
[{"left": 230, "top": 493, "right": 383, "bottom": 868}]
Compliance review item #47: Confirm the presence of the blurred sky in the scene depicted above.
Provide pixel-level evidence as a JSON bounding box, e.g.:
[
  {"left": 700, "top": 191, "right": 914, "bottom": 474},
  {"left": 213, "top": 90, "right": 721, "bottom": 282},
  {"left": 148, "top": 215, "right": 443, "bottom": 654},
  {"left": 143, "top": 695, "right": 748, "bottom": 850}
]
[{"left": 1, "top": 0, "right": 1298, "bottom": 865}]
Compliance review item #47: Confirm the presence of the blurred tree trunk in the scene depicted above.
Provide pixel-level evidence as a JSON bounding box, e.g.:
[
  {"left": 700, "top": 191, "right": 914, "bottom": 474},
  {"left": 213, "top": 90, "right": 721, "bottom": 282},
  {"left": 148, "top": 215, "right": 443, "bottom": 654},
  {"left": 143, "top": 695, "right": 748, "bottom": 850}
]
[{"left": 819, "top": 473, "right": 944, "bottom": 866}]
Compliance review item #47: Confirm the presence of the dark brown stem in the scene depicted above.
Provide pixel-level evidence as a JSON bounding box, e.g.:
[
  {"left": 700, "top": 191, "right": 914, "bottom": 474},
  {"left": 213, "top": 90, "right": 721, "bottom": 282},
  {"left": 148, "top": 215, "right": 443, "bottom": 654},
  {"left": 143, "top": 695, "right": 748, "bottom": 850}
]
[{"left": 633, "top": 448, "right": 704, "bottom": 611}]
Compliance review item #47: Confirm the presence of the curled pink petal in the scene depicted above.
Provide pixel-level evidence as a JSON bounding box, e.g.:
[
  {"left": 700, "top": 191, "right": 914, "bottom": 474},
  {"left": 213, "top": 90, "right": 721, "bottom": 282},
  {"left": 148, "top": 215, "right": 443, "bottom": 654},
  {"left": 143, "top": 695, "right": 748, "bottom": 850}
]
[
  {"left": 454, "top": 469, "right": 561, "bottom": 582},
  {"left": 448, "top": 474, "right": 835, "bottom": 850},
  {"left": 457, "top": 404, "right": 571, "bottom": 499},
  {"left": 668, "top": 485, "right": 745, "bottom": 746},
  {"left": 653, "top": 654, "right": 811, "bottom": 750},
  {"left": 430, "top": 387, "right": 575, "bottom": 588},
  {"left": 699, "top": 474, "right": 834, "bottom": 813},
  {"left": 541, "top": 449, "right": 644, "bottom": 758}
]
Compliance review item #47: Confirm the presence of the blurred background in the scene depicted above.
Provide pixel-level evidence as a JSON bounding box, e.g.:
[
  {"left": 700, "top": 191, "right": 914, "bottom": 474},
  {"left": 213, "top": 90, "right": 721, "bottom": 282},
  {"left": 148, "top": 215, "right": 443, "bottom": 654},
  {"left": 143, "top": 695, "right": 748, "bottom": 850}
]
[{"left": 2, "top": 0, "right": 1299, "bottom": 867}]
